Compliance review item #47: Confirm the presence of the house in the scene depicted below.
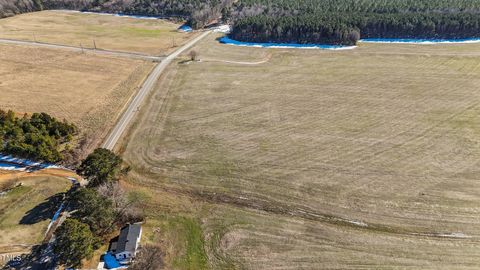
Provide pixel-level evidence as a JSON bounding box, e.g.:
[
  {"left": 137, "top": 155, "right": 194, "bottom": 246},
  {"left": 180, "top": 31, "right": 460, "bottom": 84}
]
[{"left": 109, "top": 223, "right": 142, "bottom": 264}]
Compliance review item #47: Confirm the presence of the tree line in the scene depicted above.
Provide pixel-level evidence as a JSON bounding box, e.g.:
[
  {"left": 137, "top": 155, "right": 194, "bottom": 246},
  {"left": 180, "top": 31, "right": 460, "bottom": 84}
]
[
  {"left": 53, "top": 148, "right": 151, "bottom": 267},
  {"left": 2, "top": 0, "right": 480, "bottom": 45},
  {"left": 228, "top": 0, "right": 480, "bottom": 45},
  {"left": 0, "top": 0, "right": 41, "bottom": 19},
  {"left": 1, "top": 0, "right": 234, "bottom": 28},
  {"left": 0, "top": 110, "right": 77, "bottom": 162}
]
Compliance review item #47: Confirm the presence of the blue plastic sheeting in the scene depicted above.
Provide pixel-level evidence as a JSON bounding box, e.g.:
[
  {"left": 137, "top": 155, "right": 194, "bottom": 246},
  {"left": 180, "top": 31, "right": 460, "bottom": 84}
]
[
  {"left": 179, "top": 25, "right": 193, "bottom": 32},
  {"left": 115, "top": 13, "right": 161, "bottom": 20},
  {"left": 219, "top": 36, "right": 355, "bottom": 50},
  {"left": 104, "top": 252, "right": 121, "bottom": 269},
  {"left": 79, "top": 11, "right": 162, "bottom": 20},
  {"left": 51, "top": 203, "right": 64, "bottom": 223},
  {"left": 45, "top": 202, "right": 65, "bottom": 236},
  {"left": 0, "top": 162, "right": 24, "bottom": 171},
  {"left": 45, "top": 203, "right": 64, "bottom": 235},
  {"left": 360, "top": 38, "right": 480, "bottom": 44},
  {"left": 0, "top": 153, "right": 61, "bottom": 170}
]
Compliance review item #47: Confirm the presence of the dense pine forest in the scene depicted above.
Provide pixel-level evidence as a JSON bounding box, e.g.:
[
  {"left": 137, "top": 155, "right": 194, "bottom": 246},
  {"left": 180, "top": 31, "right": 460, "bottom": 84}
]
[
  {"left": 0, "top": 110, "right": 77, "bottom": 162},
  {"left": 228, "top": 0, "right": 480, "bottom": 45},
  {"left": 2, "top": 0, "right": 480, "bottom": 45},
  {"left": 0, "top": 0, "right": 41, "bottom": 18}
]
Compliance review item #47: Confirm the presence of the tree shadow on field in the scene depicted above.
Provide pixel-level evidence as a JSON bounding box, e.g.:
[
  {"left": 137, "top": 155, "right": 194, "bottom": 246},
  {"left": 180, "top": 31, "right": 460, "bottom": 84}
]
[
  {"left": 1, "top": 243, "right": 54, "bottom": 270},
  {"left": 19, "top": 193, "right": 64, "bottom": 225}
]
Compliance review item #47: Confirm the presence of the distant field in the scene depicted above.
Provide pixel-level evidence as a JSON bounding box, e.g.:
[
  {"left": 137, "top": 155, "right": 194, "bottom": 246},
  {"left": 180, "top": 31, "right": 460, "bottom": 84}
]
[
  {"left": 0, "top": 174, "right": 71, "bottom": 255},
  {"left": 0, "top": 10, "right": 196, "bottom": 55},
  {"left": 0, "top": 44, "right": 154, "bottom": 159},
  {"left": 122, "top": 34, "right": 480, "bottom": 269}
]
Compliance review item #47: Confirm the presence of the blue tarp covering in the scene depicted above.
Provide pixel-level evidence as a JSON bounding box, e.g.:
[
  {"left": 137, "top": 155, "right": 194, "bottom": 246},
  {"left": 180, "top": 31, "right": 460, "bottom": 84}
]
[
  {"left": 51, "top": 203, "right": 64, "bottom": 223},
  {"left": 0, "top": 153, "right": 61, "bottom": 170},
  {"left": 104, "top": 252, "right": 121, "bottom": 269},
  {"left": 79, "top": 11, "right": 161, "bottom": 20},
  {"left": 179, "top": 25, "right": 193, "bottom": 32},
  {"left": 360, "top": 37, "right": 480, "bottom": 44},
  {"left": 45, "top": 202, "right": 64, "bottom": 236},
  {"left": 219, "top": 36, "right": 354, "bottom": 50},
  {"left": 115, "top": 13, "right": 160, "bottom": 20},
  {"left": 219, "top": 36, "right": 480, "bottom": 49},
  {"left": 0, "top": 162, "right": 24, "bottom": 170}
]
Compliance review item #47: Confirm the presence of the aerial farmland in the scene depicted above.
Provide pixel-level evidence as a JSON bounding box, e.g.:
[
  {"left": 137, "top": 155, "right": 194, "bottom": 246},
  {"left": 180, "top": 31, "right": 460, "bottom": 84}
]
[
  {"left": 1, "top": 1, "right": 480, "bottom": 269},
  {"left": 0, "top": 10, "right": 196, "bottom": 55},
  {"left": 0, "top": 10, "right": 198, "bottom": 160},
  {"left": 122, "top": 34, "right": 480, "bottom": 268}
]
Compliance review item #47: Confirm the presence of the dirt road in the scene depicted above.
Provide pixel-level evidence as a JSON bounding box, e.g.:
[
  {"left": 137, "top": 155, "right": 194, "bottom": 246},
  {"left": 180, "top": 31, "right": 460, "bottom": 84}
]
[{"left": 0, "top": 38, "right": 164, "bottom": 61}]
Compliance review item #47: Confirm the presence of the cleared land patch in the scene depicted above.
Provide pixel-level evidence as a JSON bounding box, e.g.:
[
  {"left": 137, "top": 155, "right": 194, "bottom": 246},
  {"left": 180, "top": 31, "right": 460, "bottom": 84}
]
[
  {"left": 0, "top": 174, "right": 71, "bottom": 255},
  {"left": 122, "top": 34, "right": 480, "bottom": 269},
  {"left": 0, "top": 10, "right": 196, "bottom": 55},
  {"left": 0, "top": 44, "right": 154, "bottom": 159}
]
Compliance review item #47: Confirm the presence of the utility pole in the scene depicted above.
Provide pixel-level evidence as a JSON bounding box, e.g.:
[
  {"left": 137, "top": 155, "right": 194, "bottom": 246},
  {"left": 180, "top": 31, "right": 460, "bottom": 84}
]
[
  {"left": 80, "top": 43, "right": 84, "bottom": 54},
  {"left": 93, "top": 39, "right": 97, "bottom": 50},
  {"left": 33, "top": 33, "right": 37, "bottom": 43}
]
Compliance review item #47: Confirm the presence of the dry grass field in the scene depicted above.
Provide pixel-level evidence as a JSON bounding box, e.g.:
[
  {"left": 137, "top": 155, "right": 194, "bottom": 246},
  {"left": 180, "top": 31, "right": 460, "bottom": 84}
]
[
  {"left": 0, "top": 10, "right": 196, "bottom": 55},
  {"left": 121, "top": 34, "right": 480, "bottom": 269},
  {"left": 0, "top": 44, "right": 154, "bottom": 159},
  {"left": 0, "top": 173, "right": 71, "bottom": 255}
]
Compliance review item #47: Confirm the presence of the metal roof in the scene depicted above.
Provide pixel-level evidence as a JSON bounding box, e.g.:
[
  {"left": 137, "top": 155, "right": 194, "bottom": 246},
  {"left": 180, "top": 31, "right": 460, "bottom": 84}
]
[{"left": 115, "top": 224, "right": 141, "bottom": 254}]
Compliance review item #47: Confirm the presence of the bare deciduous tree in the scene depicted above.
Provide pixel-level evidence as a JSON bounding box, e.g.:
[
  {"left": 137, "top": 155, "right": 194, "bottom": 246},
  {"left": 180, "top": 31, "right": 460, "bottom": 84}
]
[
  {"left": 97, "top": 182, "right": 146, "bottom": 224},
  {"left": 129, "top": 244, "right": 164, "bottom": 270},
  {"left": 189, "top": 50, "right": 199, "bottom": 61},
  {"left": 97, "top": 182, "right": 127, "bottom": 209}
]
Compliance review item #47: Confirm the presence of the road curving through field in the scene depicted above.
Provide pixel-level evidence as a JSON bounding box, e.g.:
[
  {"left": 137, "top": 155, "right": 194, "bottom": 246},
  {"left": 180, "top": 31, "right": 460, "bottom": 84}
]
[{"left": 102, "top": 30, "right": 212, "bottom": 150}]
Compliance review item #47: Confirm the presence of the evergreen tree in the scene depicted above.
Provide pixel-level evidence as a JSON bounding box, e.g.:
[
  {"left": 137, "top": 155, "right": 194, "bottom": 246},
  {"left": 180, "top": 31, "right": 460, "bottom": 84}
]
[
  {"left": 70, "top": 188, "right": 117, "bottom": 236},
  {"left": 77, "top": 148, "right": 123, "bottom": 187},
  {"left": 53, "top": 218, "right": 99, "bottom": 267}
]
